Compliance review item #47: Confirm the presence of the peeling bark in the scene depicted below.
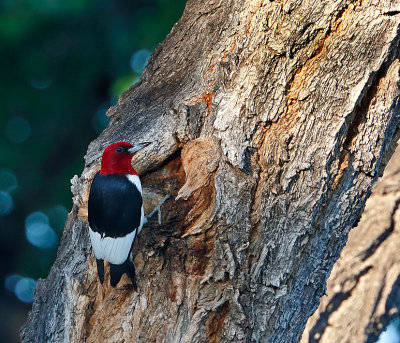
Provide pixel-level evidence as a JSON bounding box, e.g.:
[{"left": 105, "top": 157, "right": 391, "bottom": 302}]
[{"left": 21, "top": 1, "right": 400, "bottom": 342}]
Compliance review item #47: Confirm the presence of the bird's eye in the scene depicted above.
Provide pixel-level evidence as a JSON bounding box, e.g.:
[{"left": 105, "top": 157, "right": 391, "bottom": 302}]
[{"left": 115, "top": 146, "right": 125, "bottom": 153}]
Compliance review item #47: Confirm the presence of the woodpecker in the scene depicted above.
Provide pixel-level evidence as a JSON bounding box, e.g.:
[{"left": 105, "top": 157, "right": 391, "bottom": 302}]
[{"left": 88, "top": 141, "right": 150, "bottom": 287}]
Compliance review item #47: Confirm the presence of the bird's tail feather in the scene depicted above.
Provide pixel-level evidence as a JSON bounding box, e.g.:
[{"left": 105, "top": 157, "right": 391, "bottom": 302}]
[{"left": 109, "top": 259, "right": 136, "bottom": 287}]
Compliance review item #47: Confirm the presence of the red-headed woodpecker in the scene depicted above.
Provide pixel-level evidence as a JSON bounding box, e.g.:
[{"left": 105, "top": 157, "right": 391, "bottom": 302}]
[{"left": 88, "top": 141, "right": 150, "bottom": 287}]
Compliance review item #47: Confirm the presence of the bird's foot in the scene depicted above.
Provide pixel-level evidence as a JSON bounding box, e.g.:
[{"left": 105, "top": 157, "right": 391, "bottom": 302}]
[{"left": 146, "top": 195, "right": 170, "bottom": 225}]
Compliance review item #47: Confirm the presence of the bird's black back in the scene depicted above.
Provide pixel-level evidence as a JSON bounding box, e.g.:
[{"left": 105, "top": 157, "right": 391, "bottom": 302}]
[{"left": 88, "top": 172, "right": 142, "bottom": 238}]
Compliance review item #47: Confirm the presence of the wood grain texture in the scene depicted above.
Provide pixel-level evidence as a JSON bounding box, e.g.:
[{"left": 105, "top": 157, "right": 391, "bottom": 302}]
[{"left": 21, "top": 1, "right": 400, "bottom": 342}]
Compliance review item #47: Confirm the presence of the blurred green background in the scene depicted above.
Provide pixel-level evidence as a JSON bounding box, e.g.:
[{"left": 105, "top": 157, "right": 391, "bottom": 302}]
[{"left": 0, "top": 0, "right": 186, "bottom": 341}]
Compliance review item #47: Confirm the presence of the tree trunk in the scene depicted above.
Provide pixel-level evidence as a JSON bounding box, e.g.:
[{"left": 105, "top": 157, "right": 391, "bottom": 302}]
[
  {"left": 300, "top": 142, "right": 400, "bottom": 343},
  {"left": 21, "top": 1, "right": 400, "bottom": 342}
]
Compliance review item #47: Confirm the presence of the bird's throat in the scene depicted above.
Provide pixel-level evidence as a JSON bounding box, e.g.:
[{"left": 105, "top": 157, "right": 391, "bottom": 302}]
[{"left": 100, "top": 157, "right": 138, "bottom": 175}]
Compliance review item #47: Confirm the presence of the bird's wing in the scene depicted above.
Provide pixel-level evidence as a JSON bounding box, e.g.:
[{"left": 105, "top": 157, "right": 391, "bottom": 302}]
[
  {"left": 100, "top": 230, "right": 136, "bottom": 264},
  {"left": 88, "top": 172, "right": 143, "bottom": 264}
]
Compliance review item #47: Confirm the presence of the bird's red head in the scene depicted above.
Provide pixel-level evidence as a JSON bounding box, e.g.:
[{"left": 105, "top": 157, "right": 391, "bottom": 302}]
[{"left": 100, "top": 141, "right": 151, "bottom": 175}]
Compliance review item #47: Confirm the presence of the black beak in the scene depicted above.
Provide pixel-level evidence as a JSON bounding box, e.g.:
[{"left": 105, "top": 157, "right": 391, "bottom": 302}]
[{"left": 128, "top": 142, "right": 151, "bottom": 154}]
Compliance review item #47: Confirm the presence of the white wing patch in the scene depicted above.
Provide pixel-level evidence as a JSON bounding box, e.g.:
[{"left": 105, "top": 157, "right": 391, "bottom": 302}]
[
  {"left": 102, "top": 231, "right": 136, "bottom": 264},
  {"left": 89, "top": 227, "right": 137, "bottom": 265}
]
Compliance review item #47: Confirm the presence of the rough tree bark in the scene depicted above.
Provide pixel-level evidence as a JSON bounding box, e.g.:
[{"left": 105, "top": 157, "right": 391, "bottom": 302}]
[
  {"left": 301, "top": 143, "right": 400, "bottom": 343},
  {"left": 21, "top": 1, "right": 400, "bottom": 342}
]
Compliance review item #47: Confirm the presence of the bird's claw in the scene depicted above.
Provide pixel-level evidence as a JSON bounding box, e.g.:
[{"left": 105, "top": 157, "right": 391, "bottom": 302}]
[{"left": 146, "top": 195, "right": 170, "bottom": 225}]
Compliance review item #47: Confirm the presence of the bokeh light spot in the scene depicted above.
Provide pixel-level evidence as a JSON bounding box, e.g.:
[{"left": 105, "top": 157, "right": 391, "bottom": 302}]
[
  {"left": 14, "top": 277, "right": 36, "bottom": 303},
  {"left": 25, "top": 211, "right": 49, "bottom": 227},
  {"left": 4, "top": 274, "right": 22, "bottom": 292},
  {"left": 110, "top": 74, "right": 139, "bottom": 101},
  {"left": 377, "top": 319, "right": 400, "bottom": 343},
  {"left": 130, "top": 49, "right": 151, "bottom": 74},
  {"left": 0, "top": 191, "right": 13, "bottom": 215},
  {"left": 0, "top": 169, "right": 18, "bottom": 192},
  {"left": 5, "top": 116, "right": 31, "bottom": 143},
  {"left": 25, "top": 212, "right": 58, "bottom": 249},
  {"left": 25, "top": 222, "right": 58, "bottom": 249}
]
